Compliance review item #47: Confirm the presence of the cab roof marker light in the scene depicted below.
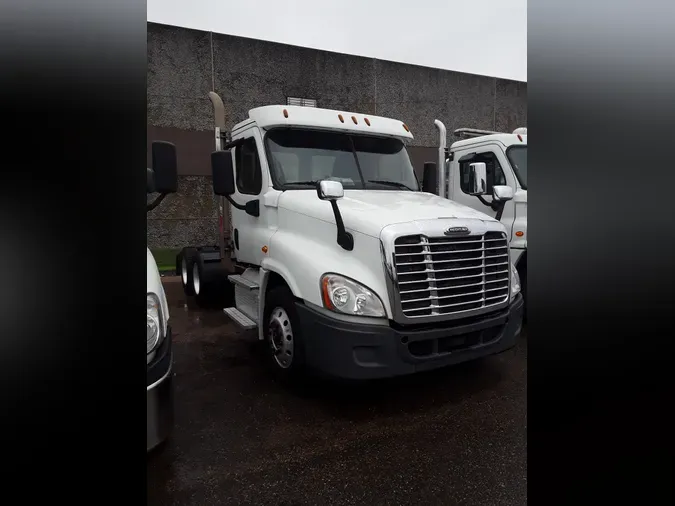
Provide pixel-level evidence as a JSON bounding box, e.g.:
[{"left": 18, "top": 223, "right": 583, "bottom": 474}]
[
  {"left": 364, "top": 118, "right": 371, "bottom": 126},
  {"left": 283, "top": 109, "right": 288, "bottom": 118},
  {"left": 351, "top": 116, "right": 358, "bottom": 124},
  {"left": 338, "top": 114, "right": 345, "bottom": 123}
]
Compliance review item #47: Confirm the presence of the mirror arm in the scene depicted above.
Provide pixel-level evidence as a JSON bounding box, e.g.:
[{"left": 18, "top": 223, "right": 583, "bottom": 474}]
[
  {"left": 146, "top": 193, "right": 167, "bottom": 212},
  {"left": 329, "top": 200, "right": 354, "bottom": 251},
  {"left": 476, "top": 195, "right": 499, "bottom": 211},
  {"left": 225, "top": 195, "right": 246, "bottom": 211},
  {"left": 495, "top": 201, "right": 507, "bottom": 221},
  {"left": 225, "top": 196, "right": 259, "bottom": 218}
]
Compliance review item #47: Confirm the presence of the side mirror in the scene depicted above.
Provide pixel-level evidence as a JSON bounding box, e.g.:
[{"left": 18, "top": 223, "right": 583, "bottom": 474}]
[
  {"left": 317, "top": 180, "right": 344, "bottom": 200},
  {"left": 151, "top": 141, "right": 178, "bottom": 194},
  {"left": 492, "top": 185, "right": 514, "bottom": 202},
  {"left": 422, "top": 162, "right": 438, "bottom": 194},
  {"left": 468, "top": 162, "right": 487, "bottom": 196},
  {"left": 316, "top": 180, "right": 352, "bottom": 251},
  {"left": 211, "top": 150, "right": 235, "bottom": 196}
]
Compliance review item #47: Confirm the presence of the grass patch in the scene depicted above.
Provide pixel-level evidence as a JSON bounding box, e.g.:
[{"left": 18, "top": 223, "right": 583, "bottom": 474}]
[{"left": 150, "top": 248, "right": 180, "bottom": 272}]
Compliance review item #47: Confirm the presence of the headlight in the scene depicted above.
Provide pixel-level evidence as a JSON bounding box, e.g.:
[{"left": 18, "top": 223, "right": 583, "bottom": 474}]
[
  {"left": 147, "top": 293, "right": 164, "bottom": 354},
  {"left": 510, "top": 263, "right": 521, "bottom": 299},
  {"left": 320, "top": 273, "right": 386, "bottom": 318}
]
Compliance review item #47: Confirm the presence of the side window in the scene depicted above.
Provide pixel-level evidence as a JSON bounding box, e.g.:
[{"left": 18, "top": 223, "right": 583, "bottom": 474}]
[
  {"left": 235, "top": 137, "right": 263, "bottom": 195},
  {"left": 459, "top": 152, "right": 506, "bottom": 195}
]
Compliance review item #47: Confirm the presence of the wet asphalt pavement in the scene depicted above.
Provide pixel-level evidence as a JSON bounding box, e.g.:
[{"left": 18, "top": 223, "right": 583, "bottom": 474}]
[{"left": 147, "top": 279, "right": 527, "bottom": 505}]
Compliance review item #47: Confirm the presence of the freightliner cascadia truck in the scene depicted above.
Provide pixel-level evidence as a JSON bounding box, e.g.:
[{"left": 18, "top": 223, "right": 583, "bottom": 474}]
[{"left": 176, "top": 93, "right": 523, "bottom": 380}]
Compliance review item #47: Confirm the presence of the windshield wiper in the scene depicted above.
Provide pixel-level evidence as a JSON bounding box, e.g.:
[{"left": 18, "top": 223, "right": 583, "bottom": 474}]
[{"left": 367, "top": 180, "right": 414, "bottom": 191}]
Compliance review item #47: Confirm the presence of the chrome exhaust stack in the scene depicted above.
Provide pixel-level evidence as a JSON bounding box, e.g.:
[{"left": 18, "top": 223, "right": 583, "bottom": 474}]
[{"left": 434, "top": 119, "right": 447, "bottom": 198}]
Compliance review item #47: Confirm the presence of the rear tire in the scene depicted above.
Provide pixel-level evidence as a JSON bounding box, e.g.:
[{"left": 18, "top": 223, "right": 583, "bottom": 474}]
[
  {"left": 262, "top": 286, "right": 306, "bottom": 381},
  {"left": 180, "top": 247, "right": 198, "bottom": 296},
  {"left": 193, "top": 256, "right": 232, "bottom": 310},
  {"left": 174, "top": 250, "right": 183, "bottom": 278}
]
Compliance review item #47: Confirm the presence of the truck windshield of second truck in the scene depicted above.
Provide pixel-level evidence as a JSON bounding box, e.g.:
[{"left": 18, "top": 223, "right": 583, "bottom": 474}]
[
  {"left": 506, "top": 145, "right": 527, "bottom": 190},
  {"left": 266, "top": 128, "right": 419, "bottom": 191}
]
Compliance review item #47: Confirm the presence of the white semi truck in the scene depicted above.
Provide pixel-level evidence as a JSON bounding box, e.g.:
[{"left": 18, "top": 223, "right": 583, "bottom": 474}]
[
  {"left": 432, "top": 122, "right": 527, "bottom": 317},
  {"left": 177, "top": 93, "right": 524, "bottom": 380}
]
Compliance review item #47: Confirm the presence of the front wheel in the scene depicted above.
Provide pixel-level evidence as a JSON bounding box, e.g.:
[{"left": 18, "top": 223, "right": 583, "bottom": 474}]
[{"left": 262, "top": 286, "right": 306, "bottom": 381}]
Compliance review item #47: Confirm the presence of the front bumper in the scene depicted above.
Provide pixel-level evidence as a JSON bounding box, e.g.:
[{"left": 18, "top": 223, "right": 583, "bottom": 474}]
[
  {"left": 296, "top": 293, "right": 523, "bottom": 380},
  {"left": 147, "top": 326, "right": 174, "bottom": 452}
]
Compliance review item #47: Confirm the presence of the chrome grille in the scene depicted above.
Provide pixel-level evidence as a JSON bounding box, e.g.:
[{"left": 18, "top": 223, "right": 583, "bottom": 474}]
[{"left": 393, "top": 232, "right": 510, "bottom": 318}]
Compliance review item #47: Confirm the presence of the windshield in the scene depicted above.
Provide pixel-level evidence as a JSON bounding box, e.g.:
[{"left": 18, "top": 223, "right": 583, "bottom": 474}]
[
  {"left": 265, "top": 128, "right": 419, "bottom": 191},
  {"left": 506, "top": 145, "right": 527, "bottom": 189}
]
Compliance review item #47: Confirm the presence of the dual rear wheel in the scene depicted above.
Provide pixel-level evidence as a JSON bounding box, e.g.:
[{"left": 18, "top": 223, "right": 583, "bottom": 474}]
[{"left": 177, "top": 247, "right": 231, "bottom": 309}]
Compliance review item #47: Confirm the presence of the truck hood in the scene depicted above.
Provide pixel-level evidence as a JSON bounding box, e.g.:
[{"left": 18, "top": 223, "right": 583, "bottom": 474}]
[{"left": 277, "top": 190, "right": 496, "bottom": 238}]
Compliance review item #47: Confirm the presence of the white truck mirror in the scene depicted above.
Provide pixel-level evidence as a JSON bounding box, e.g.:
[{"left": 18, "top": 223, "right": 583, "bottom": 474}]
[
  {"left": 317, "top": 180, "right": 344, "bottom": 200},
  {"left": 468, "top": 162, "right": 487, "bottom": 196},
  {"left": 492, "top": 185, "right": 514, "bottom": 202}
]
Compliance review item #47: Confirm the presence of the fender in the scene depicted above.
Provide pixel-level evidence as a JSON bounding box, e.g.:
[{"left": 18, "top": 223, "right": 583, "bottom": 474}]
[
  {"left": 259, "top": 258, "right": 302, "bottom": 298},
  {"left": 263, "top": 224, "right": 390, "bottom": 314}
]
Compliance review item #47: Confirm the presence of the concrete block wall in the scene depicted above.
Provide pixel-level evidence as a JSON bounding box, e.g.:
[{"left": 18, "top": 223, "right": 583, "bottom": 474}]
[{"left": 147, "top": 22, "right": 527, "bottom": 249}]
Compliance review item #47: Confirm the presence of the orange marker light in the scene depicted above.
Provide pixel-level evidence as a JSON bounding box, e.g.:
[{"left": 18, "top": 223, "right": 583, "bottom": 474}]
[
  {"left": 283, "top": 109, "right": 288, "bottom": 118},
  {"left": 351, "top": 116, "right": 358, "bottom": 124},
  {"left": 402, "top": 123, "right": 410, "bottom": 132},
  {"left": 364, "top": 118, "right": 371, "bottom": 126},
  {"left": 515, "top": 231, "right": 524, "bottom": 237},
  {"left": 338, "top": 114, "right": 344, "bottom": 123},
  {"left": 261, "top": 245, "right": 268, "bottom": 253},
  {"left": 321, "top": 277, "right": 335, "bottom": 310},
  {"left": 517, "top": 134, "right": 522, "bottom": 142}
]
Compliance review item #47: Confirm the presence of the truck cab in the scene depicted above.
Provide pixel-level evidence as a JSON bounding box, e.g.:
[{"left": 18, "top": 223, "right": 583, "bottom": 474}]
[
  {"left": 434, "top": 123, "right": 528, "bottom": 316},
  {"left": 182, "top": 96, "right": 524, "bottom": 381}
]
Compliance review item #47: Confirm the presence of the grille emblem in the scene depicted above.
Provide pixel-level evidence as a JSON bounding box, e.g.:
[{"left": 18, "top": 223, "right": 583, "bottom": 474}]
[{"left": 444, "top": 226, "right": 470, "bottom": 236}]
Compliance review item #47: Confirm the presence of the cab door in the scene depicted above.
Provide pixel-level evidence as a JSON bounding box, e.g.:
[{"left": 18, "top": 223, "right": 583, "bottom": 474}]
[
  {"left": 230, "top": 127, "right": 272, "bottom": 266},
  {"left": 448, "top": 143, "right": 517, "bottom": 237}
]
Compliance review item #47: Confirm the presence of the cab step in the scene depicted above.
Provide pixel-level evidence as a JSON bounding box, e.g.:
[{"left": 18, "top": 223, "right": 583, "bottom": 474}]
[
  {"left": 228, "top": 274, "right": 259, "bottom": 290},
  {"left": 223, "top": 307, "right": 257, "bottom": 330}
]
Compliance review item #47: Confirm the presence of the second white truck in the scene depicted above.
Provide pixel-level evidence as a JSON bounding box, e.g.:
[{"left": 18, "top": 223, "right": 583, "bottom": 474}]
[
  {"left": 178, "top": 94, "right": 524, "bottom": 380},
  {"left": 432, "top": 122, "right": 527, "bottom": 317}
]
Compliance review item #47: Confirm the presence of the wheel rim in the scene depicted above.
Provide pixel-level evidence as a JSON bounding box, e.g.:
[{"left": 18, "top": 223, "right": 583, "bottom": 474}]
[
  {"left": 268, "top": 307, "right": 294, "bottom": 369},
  {"left": 181, "top": 257, "right": 188, "bottom": 285},
  {"left": 192, "top": 263, "right": 200, "bottom": 295}
]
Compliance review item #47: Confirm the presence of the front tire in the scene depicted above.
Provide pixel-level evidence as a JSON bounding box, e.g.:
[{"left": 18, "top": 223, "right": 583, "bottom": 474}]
[{"left": 263, "top": 286, "right": 306, "bottom": 380}]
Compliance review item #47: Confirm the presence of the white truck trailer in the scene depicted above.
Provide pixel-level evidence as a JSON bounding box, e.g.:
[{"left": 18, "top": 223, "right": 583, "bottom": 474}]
[
  {"left": 177, "top": 94, "right": 524, "bottom": 380},
  {"left": 432, "top": 122, "right": 527, "bottom": 317}
]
